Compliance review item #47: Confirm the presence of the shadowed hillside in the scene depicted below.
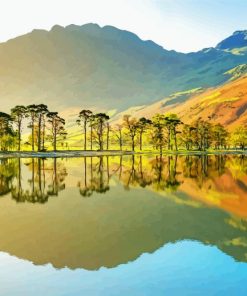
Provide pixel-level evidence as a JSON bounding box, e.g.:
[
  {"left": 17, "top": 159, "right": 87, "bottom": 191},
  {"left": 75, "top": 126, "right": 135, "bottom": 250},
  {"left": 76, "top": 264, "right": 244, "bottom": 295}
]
[{"left": 1, "top": 25, "right": 247, "bottom": 114}]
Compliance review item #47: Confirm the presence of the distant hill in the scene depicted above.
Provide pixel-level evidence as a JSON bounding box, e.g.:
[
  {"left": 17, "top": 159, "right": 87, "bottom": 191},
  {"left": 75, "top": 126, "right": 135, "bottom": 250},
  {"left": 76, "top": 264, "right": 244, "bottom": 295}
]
[
  {"left": 216, "top": 30, "right": 247, "bottom": 50},
  {"left": 1, "top": 24, "right": 247, "bottom": 114}
]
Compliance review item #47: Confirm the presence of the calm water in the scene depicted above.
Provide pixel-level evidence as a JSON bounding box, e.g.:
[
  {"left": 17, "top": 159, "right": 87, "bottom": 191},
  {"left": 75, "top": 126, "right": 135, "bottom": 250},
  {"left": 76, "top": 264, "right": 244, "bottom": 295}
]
[{"left": 0, "top": 154, "right": 247, "bottom": 295}]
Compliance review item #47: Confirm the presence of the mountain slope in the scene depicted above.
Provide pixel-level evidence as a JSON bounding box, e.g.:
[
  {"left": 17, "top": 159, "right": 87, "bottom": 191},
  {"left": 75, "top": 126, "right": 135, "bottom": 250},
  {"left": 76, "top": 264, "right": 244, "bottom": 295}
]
[
  {"left": 170, "top": 74, "right": 247, "bottom": 130},
  {"left": 120, "top": 70, "right": 247, "bottom": 130},
  {"left": 1, "top": 25, "right": 247, "bottom": 113}
]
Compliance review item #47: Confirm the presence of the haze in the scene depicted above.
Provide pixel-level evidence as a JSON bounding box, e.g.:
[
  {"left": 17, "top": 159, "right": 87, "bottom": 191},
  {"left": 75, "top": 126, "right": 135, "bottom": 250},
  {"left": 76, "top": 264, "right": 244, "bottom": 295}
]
[{"left": 1, "top": 0, "right": 247, "bottom": 52}]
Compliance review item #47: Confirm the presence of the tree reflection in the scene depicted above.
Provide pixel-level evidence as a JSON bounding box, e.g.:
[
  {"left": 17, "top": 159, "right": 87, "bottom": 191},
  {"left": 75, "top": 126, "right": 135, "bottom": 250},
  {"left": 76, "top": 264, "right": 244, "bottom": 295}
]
[
  {"left": 0, "top": 159, "right": 17, "bottom": 196},
  {"left": 150, "top": 155, "right": 181, "bottom": 192},
  {"left": 78, "top": 157, "right": 93, "bottom": 197},
  {"left": 11, "top": 158, "right": 67, "bottom": 203},
  {"left": 0, "top": 154, "right": 245, "bottom": 203},
  {"left": 76, "top": 154, "right": 247, "bottom": 198},
  {"left": 78, "top": 156, "right": 110, "bottom": 197},
  {"left": 164, "top": 156, "right": 181, "bottom": 191}
]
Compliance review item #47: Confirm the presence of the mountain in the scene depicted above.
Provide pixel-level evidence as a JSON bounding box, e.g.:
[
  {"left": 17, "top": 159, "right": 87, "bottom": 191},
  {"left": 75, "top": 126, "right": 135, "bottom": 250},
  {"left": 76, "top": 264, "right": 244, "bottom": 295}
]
[
  {"left": 1, "top": 24, "right": 247, "bottom": 114},
  {"left": 0, "top": 23, "right": 187, "bottom": 112},
  {"left": 216, "top": 30, "right": 247, "bottom": 50},
  {"left": 119, "top": 68, "right": 247, "bottom": 130}
]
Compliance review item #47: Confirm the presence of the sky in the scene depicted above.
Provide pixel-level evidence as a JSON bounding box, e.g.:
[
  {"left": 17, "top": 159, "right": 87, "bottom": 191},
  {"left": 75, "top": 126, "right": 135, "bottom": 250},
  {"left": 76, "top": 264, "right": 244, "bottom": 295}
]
[{"left": 0, "top": 0, "right": 247, "bottom": 52}]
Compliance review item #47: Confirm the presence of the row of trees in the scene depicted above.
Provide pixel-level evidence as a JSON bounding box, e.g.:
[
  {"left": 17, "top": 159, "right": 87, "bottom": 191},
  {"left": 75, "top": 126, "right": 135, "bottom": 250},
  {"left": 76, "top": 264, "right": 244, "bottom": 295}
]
[
  {"left": 76, "top": 110, "right": 247, "bottom": 152},
  {"left": 0, "top": 104, "right": 66, "bottom": 151},
  {"left": 0, "top": 104, "right": 246, "bottom": 152}
]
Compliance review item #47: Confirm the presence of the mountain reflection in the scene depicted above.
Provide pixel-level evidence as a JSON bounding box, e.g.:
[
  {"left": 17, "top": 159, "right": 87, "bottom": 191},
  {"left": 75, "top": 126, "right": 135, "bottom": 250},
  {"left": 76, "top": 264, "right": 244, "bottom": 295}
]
[{"left": 0, "top": 155, "right": 246, "bottom": 270}]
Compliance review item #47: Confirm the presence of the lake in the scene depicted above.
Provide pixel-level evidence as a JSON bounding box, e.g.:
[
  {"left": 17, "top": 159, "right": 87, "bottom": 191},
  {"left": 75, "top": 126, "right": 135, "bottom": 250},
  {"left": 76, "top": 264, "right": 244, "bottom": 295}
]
[{"left": 0, "top": 154, "right": 247, "bottom": 295}]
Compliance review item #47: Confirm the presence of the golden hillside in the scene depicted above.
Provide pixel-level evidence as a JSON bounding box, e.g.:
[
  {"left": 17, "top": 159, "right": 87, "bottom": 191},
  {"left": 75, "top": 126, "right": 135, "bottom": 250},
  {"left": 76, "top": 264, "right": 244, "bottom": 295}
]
[{"left": 120, "top": 75, "right": 247, "bottom": 130}]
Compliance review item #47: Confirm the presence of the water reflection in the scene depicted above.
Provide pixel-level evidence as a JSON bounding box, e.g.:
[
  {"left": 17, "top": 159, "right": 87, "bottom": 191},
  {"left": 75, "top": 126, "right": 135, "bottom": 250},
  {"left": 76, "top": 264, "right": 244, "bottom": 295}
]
[
  {"left": 0, "top": 158, "right": 67, "bottom": 203},
  {"left": 0, "top": 159, "right": 17, "bottom": 196},
  {"left": 0, "top": 155, "right": 246, "bottom": 270},
  {"left": 1, "top": 155, "right": 246, "bottom": 204},
  {"left": 78, "top": 156, "right": 110, "bottom": 197}
]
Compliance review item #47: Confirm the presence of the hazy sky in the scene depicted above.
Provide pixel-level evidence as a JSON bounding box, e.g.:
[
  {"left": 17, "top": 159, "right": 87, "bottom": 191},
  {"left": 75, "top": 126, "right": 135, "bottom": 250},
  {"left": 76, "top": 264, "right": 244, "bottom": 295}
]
[{"left": 0, "top": 0, "right": 247, "bottom": 52}]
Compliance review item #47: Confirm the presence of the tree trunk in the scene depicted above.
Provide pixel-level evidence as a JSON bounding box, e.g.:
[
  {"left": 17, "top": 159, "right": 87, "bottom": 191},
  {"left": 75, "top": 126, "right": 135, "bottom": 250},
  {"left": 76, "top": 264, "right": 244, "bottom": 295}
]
[
  {"left": 119, "top": 130, "right": 122, "bottom": 151},
  {"left": 18, "top": 122, "right": 21, "bottom": 151},
  {"left": 160, "top": 143, "right": 163, "bottom": 155},
  {"left": 106, "top": 124, "right": 110, "bottom": 150},
  {"left": 99, "top": 123, "right": 103, "bottom": 151},
  {"left": 140, "top": 131, "right": 143, "bottom": 151},
  {"left": 42, "top": 119, "right": 45, "bottom": 151},
  {"left": 32, "top": 119, "right": 35, "bottom": 151},
  {"left": 174, "top": 129, "right": 178, "bottom": 151},
  {"left": 168, "top": 128, "right": 171, "bottom": 150},
  {"left": 54, "top": 131, "right": 57, "bottom": 151},
  {"left": 132, "top": 137, "right": 135, "bottom": 151},
  {"left": 90, "top": 125, "right": 93, "bottom": 150},
  {"left": 38, "top": 115, "right": 42, "bottom": 151},
  {"left": 84, "top": 120, "right": 87, "bottom": 151}
]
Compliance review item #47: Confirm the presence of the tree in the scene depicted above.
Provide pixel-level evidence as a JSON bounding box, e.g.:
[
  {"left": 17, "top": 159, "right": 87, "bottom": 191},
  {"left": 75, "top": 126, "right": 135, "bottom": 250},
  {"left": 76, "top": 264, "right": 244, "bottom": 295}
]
[
  {"left": 77, "top": 110, "right": 93, "bottom": 151},
  {"left": 181, "top": 124, "right": 196, "bottom": 150},
  {"left": 93, "top": 113, "right": 109, "bottom": 151},
  {"left": 123, "top": 115, "right": 138, "bottom": 151},
  {"left": 137, "top": 117, "right": 152, "bottom": 151},
  {"left": 47, "top": 112, "right": 67, "bottom": 151},
  {"left": 115, "top": 124, "right": 123, "bottom": 151},
  {"left": 0, "top": 112, "right": 14, "bottom": 151},
  {"left": 212, "top": 123, "right": 228, "bottom": 149},
  {"left": 152, "top": 114, "right": 166, "bottom": 155},
  {"left": 11, "top": 105, "right": 27, "bottom": 151},
  {"left": 36, "top": 104, "right": 48, "bottom": 151},
  {"left": 231, "top": 126, "right": 247, "bottom": 150},
  {"left": 164, "top": 114, "right": 182, "bottom": 151},
  {"left": 27, "top": 105, "right": 39, "bottom": 151},
  {"left": 192, "top": 118, "right": 212, "bottom": 151}
]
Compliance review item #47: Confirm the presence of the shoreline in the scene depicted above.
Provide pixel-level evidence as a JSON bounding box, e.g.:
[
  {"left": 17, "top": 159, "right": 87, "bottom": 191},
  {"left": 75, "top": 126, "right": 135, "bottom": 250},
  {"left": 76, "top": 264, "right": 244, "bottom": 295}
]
[{"left": 0, "top": 150, "right": 246, "bottom": 158}]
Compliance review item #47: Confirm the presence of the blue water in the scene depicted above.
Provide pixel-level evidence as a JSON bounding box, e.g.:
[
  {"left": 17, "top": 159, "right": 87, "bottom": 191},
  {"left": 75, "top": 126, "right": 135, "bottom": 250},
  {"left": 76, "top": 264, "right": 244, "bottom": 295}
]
[{"left": 0, "top": 240, "right": 246, "bottom": 296}]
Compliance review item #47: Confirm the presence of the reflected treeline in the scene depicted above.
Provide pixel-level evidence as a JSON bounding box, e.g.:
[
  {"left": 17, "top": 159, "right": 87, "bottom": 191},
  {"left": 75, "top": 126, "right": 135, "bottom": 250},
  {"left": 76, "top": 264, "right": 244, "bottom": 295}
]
[
  {"left": 0, "top": 158, "right": 67, "bottom": 203},
  {"left": 182, "top": 155, "right": 227, "bottom": 188},
  {"left": 0, "top": 155, "right": 246, "bottom": 203},
  {"left": 77, "top": 154, "right": 247, "bottom": 197}
]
